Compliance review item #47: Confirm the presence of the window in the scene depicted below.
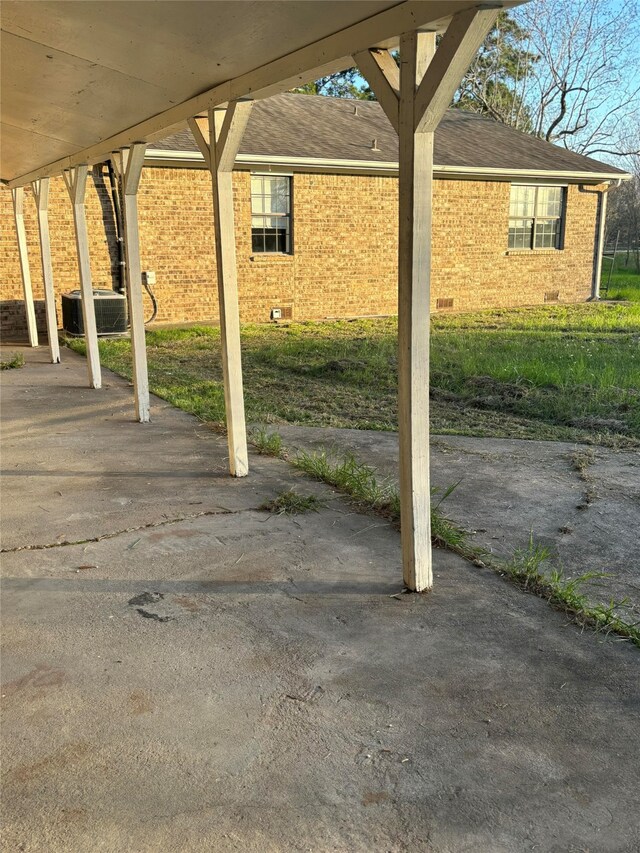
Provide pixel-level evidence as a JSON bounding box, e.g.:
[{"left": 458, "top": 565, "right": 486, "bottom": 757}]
[
  {"left": 508, "top": 185, "right": 565, "bottom": 250},
  {"left": 251, "top": 174, "right": 291, "bottom": 253}
]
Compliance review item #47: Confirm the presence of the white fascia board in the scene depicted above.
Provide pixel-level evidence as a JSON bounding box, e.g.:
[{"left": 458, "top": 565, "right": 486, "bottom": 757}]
[
  {"left": 435, "top": 164, "right": 631, "bottom": 182},
  {"left": 145, "top": 150, "right": 207, "bottom": 168},
  {"left": 144, "top": 148, "right": 630, "bottom": 183}
]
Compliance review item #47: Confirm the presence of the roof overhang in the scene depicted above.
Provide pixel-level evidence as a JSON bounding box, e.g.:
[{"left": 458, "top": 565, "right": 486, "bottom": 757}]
[
  {"left": 1, "top": 0, "right": 526, "bottom": 189},
  {"left": 144, "top": 148, "right": 632, "bottom": 183}
]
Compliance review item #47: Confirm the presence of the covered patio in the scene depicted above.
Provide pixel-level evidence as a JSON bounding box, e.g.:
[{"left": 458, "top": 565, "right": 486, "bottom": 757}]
[
  {"left": 2, "top": 0, "right": 527, "bottom": 591},
  {"left": 3, "top": 3, "right": 640, "bottom": 848}
]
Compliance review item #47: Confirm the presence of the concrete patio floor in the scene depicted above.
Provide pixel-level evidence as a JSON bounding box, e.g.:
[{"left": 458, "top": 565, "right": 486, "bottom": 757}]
[{"left": 1, "top": 345, "right": 639, "bottom": 853}]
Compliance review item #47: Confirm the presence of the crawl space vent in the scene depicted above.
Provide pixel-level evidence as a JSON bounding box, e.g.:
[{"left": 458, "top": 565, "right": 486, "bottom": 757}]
[
  {"left": 436, "top": 297, "right": 454, "bottom": 309},
  {"left": 544, "top": 291, "right": 560, "bottom": 303}
]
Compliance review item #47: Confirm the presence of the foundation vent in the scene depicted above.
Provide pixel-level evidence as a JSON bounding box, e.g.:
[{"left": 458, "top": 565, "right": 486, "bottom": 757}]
[
  {"left": 436, "top": 297, "right": 454, "bottom": 310},
  {"left": 544, "top": 290, "right": 560, "bottom": 303}
]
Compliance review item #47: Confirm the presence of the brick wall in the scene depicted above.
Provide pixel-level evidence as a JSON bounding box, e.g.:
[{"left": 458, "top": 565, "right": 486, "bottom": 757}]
[{"left": 0, "top": 166, "right": 600, "bottom": 337}]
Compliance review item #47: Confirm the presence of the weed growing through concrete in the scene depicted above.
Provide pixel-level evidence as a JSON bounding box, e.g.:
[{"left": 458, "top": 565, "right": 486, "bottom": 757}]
[
  {"left": 570, "top": 448, "right": 600, "bottom": 509},
  {"left": 501, "top": 535, "right": 639, "bottom": 647},
  {"left": 571, "top": 448, "right": 596, "bottom": 480},
  {"left": 295, "top": 451, "right": 391, "bottom": 508},
  {"left": 293, "top": 450, "right": 466, "bottom": 551},
  {"left": 293, "top": 450, "right": 639, "bottom": 647},
  {"left": 0, "top": 353, "right": 25, "bottom": 370},
  {"left": 260, "top": 489, "right": 326, "bottom": 515},
  {"left": 251, "top": 428, "right": 283, "bottom": 456}
]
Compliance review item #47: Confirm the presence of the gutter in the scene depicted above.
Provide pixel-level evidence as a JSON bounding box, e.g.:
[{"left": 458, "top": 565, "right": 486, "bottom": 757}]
[{"left": 144, "top": 148, "right": 631, "bottom": 184}]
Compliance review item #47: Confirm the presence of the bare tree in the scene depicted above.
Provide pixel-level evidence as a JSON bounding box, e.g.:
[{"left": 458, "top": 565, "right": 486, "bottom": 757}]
[
  {"left": 453, "top": 12, "right": 538, "bottom": 132},
  {"left": 607, "top": 130, "right": 640, "bottom": 271},
  {"left": 516, "top": 0, "right": 640, "bottom": 158}
]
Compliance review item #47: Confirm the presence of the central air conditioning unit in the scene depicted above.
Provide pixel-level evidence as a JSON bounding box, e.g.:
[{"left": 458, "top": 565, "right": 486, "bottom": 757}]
[{"left": 61, "top": 290, "right": 128, "bottom": 336}]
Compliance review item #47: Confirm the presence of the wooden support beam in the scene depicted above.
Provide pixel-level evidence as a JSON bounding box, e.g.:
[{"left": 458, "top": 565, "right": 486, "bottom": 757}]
[
  {"left": 63, "top": 165, "right": 101, "bottom": 389},
  {"left": 188, "top": 100, "right": 253, "bottom": 477},
  {"left": 11, "top": 186, "right": 39, "bottom": 347},
  {"left": 355, "top": 13, "right": 503, "bottom": 591},
  {"left": 414, "top": 7, "right": 499, "bottom": 133},
  {"left": 352, "top": 48, "right": 400, "bottom": 133},
  {"left": 397, "top": 30, "right": 436, "bottom": 592},
  {"left": 113, "top": 145, "right": 150, "bottom": 422},
  {"left": 31, "top": 178, "right": 61, "bottom": 363}
]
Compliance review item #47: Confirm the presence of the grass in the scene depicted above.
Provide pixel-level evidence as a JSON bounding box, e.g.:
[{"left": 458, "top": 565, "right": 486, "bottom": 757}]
[
  {"left": 66, "top": 301, "right": 640, "bottom": 445},
  {"left": 293, "top": 449, "right": 469, "bottom": 552},
  {"left": 501, "top": 536, "right": 639, "bottom": 647},
  {"left": 250, "top": 427, "right": 283, "bottom": 456},
  {"left": 0, "top": 353, "right": 25, "bottom": 370},
  {"left": 601, "top": 252, "right": 640, "bottom": 302},
  {"left": 260, "top": 489, "right": 325, "bottom": 515},
  {"left": 570, "top": 448, "right": 596, "bottom": 479}
]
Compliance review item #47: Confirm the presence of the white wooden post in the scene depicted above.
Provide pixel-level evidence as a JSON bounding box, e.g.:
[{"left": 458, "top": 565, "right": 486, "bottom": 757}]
[
  {"left": 63, "top": 165, "right": 101, "bottom": 389},
  {"left": 31, "top": 178, "right": 61, "bottom": 363},
  {"left": 113, "top": 146, "right": 150, "bottom": 422},
  {"left": 355, "top": 8, "right": 499, "bottom": 591},
  {"left": 397, "top": 30, "right": 437, "bottom": 592},
  {"left": 188, "top": 101, "right": 253, "bottom": 477},
  {"left": 11, "top": 186, "right": 39, "bottom": 347}
]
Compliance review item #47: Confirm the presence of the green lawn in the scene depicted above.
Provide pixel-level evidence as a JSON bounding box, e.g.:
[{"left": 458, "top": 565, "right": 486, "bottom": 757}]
[
  {"left": 601, "top": 252, "right": 640, "bottom": 301},
  {"left": 67, "top": 301, "right": 640, "bottom": 446}
]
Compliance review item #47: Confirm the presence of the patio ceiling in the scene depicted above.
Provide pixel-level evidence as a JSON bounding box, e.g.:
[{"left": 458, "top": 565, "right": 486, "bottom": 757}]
[{"left": 1, "top": 0, "right": 522, "bottom": 187}]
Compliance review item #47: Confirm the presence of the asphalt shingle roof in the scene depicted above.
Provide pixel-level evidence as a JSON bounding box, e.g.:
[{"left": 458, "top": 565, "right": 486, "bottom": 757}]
[{"left": 150, "top": 92, "right": 626, "bottom": 176}]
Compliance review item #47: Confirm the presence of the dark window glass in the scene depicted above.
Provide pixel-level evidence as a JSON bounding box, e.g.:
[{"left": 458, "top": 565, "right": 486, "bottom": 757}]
[
  {"left": 508, "top": 185, "right": 565, "bottom": 250},
  {"left": 250, "top": 175, "right": 291, "bottom": 253}
]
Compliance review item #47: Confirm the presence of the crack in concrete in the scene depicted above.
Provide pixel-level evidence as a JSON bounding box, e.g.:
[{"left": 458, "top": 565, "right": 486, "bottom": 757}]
[{"left": 0, "top": 507, "right": 254, "bottom": 553}]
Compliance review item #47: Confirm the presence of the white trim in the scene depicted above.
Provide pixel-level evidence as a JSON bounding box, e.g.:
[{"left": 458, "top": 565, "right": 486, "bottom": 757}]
[
  {"left": 144, "top": 148, "right": 630, "bottom": 183},
  {"left": 445, "top": 165, "right": 630, "bottom": 182},
  {"left": 509, "top": 180, "right": 568, "bottom": 187},
  {"left": 250, "top": 169, "right": 294, "bottom": 177}
]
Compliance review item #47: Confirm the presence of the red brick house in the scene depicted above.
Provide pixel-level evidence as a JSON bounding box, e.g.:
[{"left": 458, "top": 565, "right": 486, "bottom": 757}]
[{"left": 1, "top": 93, "right": 628, "bottom": 337}]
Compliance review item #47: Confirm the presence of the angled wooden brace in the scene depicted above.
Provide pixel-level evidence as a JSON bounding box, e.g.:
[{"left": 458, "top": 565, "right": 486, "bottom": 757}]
[
  {"left": 31, "top": 178, "right": 61, "bottom": 363},
  {"left": 63, "top": 165, "right": 101, "bottom": 389},
  {"left": 352, "top": 48, "right": 400, "bottom": 133},
  {"left": 414, "top": 7, "right": 500, "bottom": 133},
  {"left": 112, "top": 144, "right": 150, "bottom": 422},
  {"left": 353, "top": 8, "right": 499, "bottom": 593},
  {"left": 188, "top": 100, "right": 253, "bottom": 477},
  {"left": 11, "top": 186, "right": 39, "bottom": 347}
]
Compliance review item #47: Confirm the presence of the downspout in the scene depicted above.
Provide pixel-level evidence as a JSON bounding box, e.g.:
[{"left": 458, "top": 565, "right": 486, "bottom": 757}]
[
  {"left": 107, "top": 158, "right": 159, "bottom": 323},
  {"left": 590, "top": 179, "right": 621, "bottom": 300},
  {"left": 106, "top": 161, "right": 126, "bottom": 293}
]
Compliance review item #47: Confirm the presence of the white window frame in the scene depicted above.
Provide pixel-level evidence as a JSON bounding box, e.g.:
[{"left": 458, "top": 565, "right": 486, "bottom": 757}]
[
  {"left": 250, "top": 172, "right": 293, "bottom": 255},
  {"left": 508, "top": 183, "right": 567, "bottom": 251}
]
